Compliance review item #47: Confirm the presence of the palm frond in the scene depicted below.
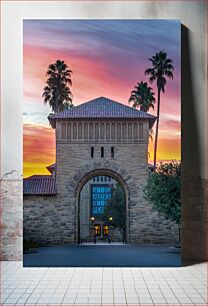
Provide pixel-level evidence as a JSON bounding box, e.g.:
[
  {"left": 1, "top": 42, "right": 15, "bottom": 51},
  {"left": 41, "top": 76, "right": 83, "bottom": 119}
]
[
  {"left": 129, "top": 81, "right": 155, "bottom": 112},
  {"left": 43, "top": 59, "right": 73, "bottom": 113}
]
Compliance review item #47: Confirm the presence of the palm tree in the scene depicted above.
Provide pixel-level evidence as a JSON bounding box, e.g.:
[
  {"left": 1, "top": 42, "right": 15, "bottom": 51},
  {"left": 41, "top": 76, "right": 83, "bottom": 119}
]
[
  {"left": 42, "top": 60, "right": 73, "bottom": 113},
  {"left": 128, "top": 81, "right": 155, "bottom": 112},
  {"left": 129, "top": 81, "right": 155, "bottom": 160},
  {"left": 145, "top": 51, "right": 174, "bottom": 170}
]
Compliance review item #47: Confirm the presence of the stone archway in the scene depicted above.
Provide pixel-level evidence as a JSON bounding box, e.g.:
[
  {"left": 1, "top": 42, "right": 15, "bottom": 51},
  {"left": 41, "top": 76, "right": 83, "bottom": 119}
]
[{"left": 67, "top": 160, "right": 138, "bottom": 244}]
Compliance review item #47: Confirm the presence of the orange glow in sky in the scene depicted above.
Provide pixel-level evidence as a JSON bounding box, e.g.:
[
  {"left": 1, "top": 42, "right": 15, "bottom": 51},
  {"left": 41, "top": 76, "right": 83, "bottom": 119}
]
[{"left": 23, "top": 20, "right": 181, "bottom": 178}]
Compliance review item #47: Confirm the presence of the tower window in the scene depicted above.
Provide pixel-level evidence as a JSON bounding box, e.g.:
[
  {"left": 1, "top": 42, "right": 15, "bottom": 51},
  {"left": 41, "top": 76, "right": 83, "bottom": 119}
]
[
  {"left": 95, "top": 123, "right": 99, "bottom": 139},
  {"left": 117, "top": 123, "right": 121, "bottom": 140},
  {"left": 100, "top": 123, "right": 104, "bottom": 139},
  {"left": 84, "top": 123, "right": 88, "bottom": 139},
  {"left": 111, "top": 123, "right": 115, "bottom": 139},
  {"left": 73, "top": 123, "right": 77, "bottom": 139},
  {"left": 101, "top": 147, "right": 104, "bottom": 158},
  {"left": 139, "top": 122, "right": 143, "bottom": 139},
  {"left": 106, "top": 123, "right": 110, "bottom": 139},
  {"left": 61, "top": 123, "right": 66, "bottom": 139},
  {"left": 89, "top": 123, "right": 93, "bottom": 139},
  {"left": 122, "top": 123, "right": 127, "bottom": 139},
  {"left": 111, "top": 147, "right": 114, "bottom": 158},
  {"left": 91, "top": 147, "right": 94, "bottom": 158},
  {"left": 67, "top": 123, "right": 71, "bottom": 139},
  {"left": 133, "top": 123, "right": 138, "bottom": 139},
  {"left": 78, "top": 123, "right": 82, "bottom": 139},
  {"left": 128, "top": 123, "right": 132, "bottom": 139}
]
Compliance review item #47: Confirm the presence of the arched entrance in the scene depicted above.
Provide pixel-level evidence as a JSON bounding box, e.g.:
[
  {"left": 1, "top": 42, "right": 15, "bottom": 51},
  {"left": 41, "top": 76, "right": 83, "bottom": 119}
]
[
  {"left": 69, "top": 161, "right": 138, "bottom": 245},
  {"left": 77, "top": 170, "right": 128, "bottom": 244}
]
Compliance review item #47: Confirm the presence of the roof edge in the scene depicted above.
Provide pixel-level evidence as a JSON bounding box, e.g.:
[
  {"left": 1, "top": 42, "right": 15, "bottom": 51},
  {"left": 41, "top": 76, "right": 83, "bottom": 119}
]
[
  {"left": 48, "top": 114, "right": 56, "bottom": 129},
  {"left": 24, "top": 193, "right": 57, "bottom": 196}
]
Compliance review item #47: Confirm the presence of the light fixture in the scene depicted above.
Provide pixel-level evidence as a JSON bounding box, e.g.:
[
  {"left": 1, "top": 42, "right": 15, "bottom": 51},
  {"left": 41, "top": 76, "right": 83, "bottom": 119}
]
[{"left": 90, "top": 216, "right": 95, "bottom": 225}]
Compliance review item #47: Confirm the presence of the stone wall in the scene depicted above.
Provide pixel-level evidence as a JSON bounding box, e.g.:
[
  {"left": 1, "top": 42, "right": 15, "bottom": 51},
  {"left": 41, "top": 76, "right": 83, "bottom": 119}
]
[
  {"left": 0, "top": 173, "right": 22, "bottom": 260},
  {"left": 23, "top": 194, "right": 178, "bottom": 245},
  {"left": 23, "top": 195, "right": 74, "bottom": 245},
  {"left": 23, "top": 187, "right": 178, "bottom": 245}
]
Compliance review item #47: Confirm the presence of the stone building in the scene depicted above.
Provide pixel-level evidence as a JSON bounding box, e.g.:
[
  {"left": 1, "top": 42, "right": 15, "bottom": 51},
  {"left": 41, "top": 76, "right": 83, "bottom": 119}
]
[{"left": 24, "top": 97, "right": 179, "bottom": 245}]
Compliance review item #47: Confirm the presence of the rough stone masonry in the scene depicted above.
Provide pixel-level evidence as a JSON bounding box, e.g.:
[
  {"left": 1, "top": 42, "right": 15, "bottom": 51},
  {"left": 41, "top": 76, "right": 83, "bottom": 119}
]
[{"left": 23, "top": 97, "right": 178, "bottom": 246}]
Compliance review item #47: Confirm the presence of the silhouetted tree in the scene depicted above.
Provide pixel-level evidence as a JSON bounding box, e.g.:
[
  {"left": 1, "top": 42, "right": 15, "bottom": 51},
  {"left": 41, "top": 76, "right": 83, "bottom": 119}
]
[
  {"left": 144, "top": 161, "right": 181, "bottom": 240},
  {"left": 145, "top": 51, "right": 174, "bottom": 170},
  {"left": 129, "top": 81, "right": 155, "bottom": 156},
  {"left": 129, "top": 81, "right": 155, "bottom": 112},
  {"left": 99, "top": 183, "right": 126, "bottom": 238},
  {"left": 42, "top": 60, "right": 73, "bottom": 113}
]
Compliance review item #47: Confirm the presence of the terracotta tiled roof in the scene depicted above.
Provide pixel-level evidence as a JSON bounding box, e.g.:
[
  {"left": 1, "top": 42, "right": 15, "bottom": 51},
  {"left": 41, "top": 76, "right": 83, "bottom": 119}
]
[
  {"left": 48, "top": 96, "right": 156, "bottom": 128},
  {"left": 23, "top": 175, "right": 56, "bottom": 195}
]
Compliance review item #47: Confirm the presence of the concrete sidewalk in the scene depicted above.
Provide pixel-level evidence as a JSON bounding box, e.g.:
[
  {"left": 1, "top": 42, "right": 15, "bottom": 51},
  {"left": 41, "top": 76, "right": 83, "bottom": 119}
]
[{"left": 23, "top": 244, "right": 181, "bottom": 267}]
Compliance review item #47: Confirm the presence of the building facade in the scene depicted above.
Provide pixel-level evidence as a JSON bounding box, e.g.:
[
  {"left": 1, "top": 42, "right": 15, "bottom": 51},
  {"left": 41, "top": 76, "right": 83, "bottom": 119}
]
[{"left": 24, "top": 97, "right": 179, "bottom": 245}]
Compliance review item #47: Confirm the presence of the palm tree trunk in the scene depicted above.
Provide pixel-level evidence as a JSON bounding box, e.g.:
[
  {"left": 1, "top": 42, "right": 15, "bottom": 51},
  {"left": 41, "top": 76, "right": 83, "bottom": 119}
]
[
  {"left": 55, "top": 95, "right": 58, "bottom": 113},
  {"left": 55, "top": 72, "right": 61, "bottom": 113},
  {"left": 153, "top": 88, "right": 161, "bottom": 170}
]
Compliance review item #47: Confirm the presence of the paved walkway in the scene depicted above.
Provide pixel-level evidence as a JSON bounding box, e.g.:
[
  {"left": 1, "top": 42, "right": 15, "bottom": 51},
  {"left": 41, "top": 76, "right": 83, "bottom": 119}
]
[
  {"left": 82, "top": 242, "right": 124, "bottom": 245},
  {"left": 1, "top": 261, "right": 207, "bottom": 305},
  {"left": 23, "top": 244, "right": 181, "bottom": 267}
]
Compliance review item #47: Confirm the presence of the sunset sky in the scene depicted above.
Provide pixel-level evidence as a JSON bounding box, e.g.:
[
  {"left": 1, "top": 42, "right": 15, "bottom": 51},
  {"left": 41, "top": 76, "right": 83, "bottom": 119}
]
[{"left": 23, "top": 19, "right": 181, "bottom": 178}]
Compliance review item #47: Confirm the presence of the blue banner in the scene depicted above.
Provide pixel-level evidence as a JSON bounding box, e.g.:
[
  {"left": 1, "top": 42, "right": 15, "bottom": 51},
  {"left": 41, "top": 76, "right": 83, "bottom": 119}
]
[{"left": 91, "top": 184, "right": 113, "bottom": 215}]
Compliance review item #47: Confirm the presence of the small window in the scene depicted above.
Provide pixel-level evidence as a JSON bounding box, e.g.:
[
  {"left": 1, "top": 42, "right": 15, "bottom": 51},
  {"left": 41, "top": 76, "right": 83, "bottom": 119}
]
[
  {"left": 78, "top": 123, "right": 82, "bottom": 139},
  {"left": 122, "top": 123, "right": 127, "bottom": 139},
  {"left": 97, "top": 176, "right": 99, "bottom": 182},
  {"left": 106, "top": 123, "right": 110, "bottom": 139},
  {"left": 111, "top": 123, "right": 115, "bottom": 139},
  {"left": 139, "top": 122, "right": 143, "bottom": 139},
  {"left": 91, "top": 147, "right": 94, "bottom": 158},
  {"left": 117, "top": 123, "right": 121, "bottom": 140},
  {"left": 100, "top": 123, "right": 104, "bottom": 139},
  {"left": 67, "top": 123, "right": 71, "bottom": 139},
  {"left": 95, "top": 123, "right": 99, "bottom": 139},
  {"left": 101, "top": 176, "right": 103, "bottom": 182},
  {"left": 101, "top": 147, "right": 104, "bottom": 158},
  {"left": 104, "top": 176, "right": 107, "bottom": 182},
  {"left": 84, "top": 123, "right": 88, "bottom": 139},
  {"left": 89, "top": 123, "right": 93, "bottom": 139},
  {"left": 93, "top": 177, "right": 96, "bottom": 182},
  {"left": 111, "top": 147, "right": 114, "bottom": 158},
  {"left": 94, "top": 224, "right": 101, "bottom": 236},
  {"left": 128, "top": 123, "right": 132, "bottom": 139},
  {"left": 62, "top": 123, "right": 66, "bottom": 139},
  {"left": 73, "top": 123, "right": 77, "bottom": 139},
  {"left": 103, "top": 225, "right": 109, "bottom": 236},
  {"left": 133, "top": 123, "right": 138, "bottom": 139}
]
